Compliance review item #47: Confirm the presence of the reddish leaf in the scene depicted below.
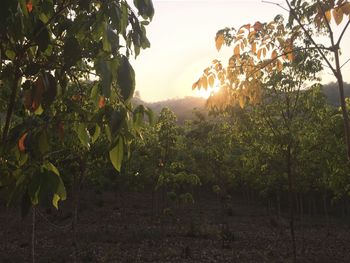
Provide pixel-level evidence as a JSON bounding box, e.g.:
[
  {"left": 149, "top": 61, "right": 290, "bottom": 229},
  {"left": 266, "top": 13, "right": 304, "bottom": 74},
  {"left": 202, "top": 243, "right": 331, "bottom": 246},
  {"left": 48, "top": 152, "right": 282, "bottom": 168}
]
[
  {"left": 26, "top": 1, "right": 33, "bottom": 12},
  {"left": 253, "top": 21, "right": 263, "bottom": 31},
  {"left": 18, "top": 133, "right": 28, "bottom": 152},
  {"left": 99, "top": 96, "right": 106, "bottom": 108}
]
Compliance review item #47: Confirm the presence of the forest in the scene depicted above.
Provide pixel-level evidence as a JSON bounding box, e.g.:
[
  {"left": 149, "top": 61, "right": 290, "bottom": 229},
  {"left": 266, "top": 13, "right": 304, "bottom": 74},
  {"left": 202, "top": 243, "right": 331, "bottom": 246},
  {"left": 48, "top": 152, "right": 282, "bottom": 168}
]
[{"left": 1, "top": 0, "right": 350, "bottom": 262}]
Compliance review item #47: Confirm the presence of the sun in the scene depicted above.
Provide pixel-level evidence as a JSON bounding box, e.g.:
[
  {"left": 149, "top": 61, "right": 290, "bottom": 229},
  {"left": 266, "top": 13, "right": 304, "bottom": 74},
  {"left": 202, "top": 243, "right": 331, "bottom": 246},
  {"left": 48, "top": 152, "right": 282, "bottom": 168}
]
[{"left": 195, "top": 85, "right": 220, "bottom": 99}]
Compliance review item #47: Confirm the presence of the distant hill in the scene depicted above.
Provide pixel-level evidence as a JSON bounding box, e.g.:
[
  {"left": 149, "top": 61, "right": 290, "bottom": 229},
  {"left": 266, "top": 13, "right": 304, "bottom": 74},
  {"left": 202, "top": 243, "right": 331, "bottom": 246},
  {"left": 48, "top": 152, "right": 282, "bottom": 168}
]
[
  {"left": 132, "top": 82, "right": 350, "bottom": 123},
  {"left": 321, "top": 82, "right": 350, "bottom": 106},
  {"left": 132, "top": 96, "right": 207, "bottom": 124}
]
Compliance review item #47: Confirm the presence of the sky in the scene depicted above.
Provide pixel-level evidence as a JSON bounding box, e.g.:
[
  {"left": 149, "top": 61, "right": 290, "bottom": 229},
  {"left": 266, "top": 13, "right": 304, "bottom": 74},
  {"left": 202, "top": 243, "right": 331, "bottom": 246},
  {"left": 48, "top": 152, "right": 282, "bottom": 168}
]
[{"left": 131, "top": 0, "right": 350, "bottom": 102}]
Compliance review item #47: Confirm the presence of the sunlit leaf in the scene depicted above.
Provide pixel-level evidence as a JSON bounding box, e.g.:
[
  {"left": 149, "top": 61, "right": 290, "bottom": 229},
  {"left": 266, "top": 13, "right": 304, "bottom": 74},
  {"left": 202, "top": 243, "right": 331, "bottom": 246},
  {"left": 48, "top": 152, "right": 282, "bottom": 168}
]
[
  {"left": 325, "top": 10, "right": 332, "bottom": 23},
  {"left": 201, "top": 76, "right": 208, "bottom": 90},
  {"left": 208, "top": 74, "right": 215, "bottom": 87},
  {"left": 239, "top": 96, "right": 245, "bottom": 108},
  {"left": 234, "top": 45, "right": 240, "bottom": 57},
  {"left": 333, "top": 7, "right": 344, "bottom": 25},
  {"left": 253, "top": 21, "right": 263, "bottom": 31},
  {"left": 341, "top": 2, "right": 350, "bottom": 15},
  {"left": 271, "top": 50, "right": 278, "bottom": 60},
  {"left": 215, "top": 34, "right": 225, "bottom": 51},
  {"left": 252, "top": 42, "right": 257, "bottom": 54},
  {"left": 192, "top": 81, "right": 198, "bottom": 90}
]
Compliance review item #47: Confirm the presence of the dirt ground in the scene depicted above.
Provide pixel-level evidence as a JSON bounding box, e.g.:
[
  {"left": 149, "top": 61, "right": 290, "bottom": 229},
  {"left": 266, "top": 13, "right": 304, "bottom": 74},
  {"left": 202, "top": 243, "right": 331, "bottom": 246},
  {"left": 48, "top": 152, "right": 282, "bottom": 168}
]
[{"left": 1, "top": 189, "right": 350, "bottom": 263}]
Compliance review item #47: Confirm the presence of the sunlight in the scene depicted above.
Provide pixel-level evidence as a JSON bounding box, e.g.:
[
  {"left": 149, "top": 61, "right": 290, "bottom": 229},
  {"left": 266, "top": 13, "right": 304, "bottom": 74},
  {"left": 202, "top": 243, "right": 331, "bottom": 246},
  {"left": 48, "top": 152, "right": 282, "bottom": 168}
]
[{"left": 195, "top": 85, "right": 220, "bottom": 99}]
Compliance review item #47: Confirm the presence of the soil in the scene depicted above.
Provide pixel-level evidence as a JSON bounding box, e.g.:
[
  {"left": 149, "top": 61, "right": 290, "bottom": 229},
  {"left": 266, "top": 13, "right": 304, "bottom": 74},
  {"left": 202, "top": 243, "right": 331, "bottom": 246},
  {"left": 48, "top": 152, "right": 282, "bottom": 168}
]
[{"left": 1, "top": 189, "right": 350, "bottom": 263}]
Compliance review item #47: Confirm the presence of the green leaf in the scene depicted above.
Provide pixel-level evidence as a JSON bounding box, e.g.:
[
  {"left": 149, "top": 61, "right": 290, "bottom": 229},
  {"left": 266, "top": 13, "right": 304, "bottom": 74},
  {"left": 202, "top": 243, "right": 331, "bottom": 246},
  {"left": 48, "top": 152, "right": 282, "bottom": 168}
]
[
  {"left": 34, "top": 104, "right": 44, "bottom": 115},
  {"left": 41, "top": 162, "right": 66, "bottom": 209},
  {"left": 42, "top": 72, "right": 57, "bottom": 108},
  {"left": 105, "top": 125, "right": 112, "bottom": 142},
  {"left": 110, "top": 108, "right": 125, "bottom": 135},
  {"left": 109, "top": 137, "right": 124, "bottom": 172},
  {"left": 92, "top": 125, "right": 101, "bottom": 143},
  {"left": 76, "top": 123, "right": 90, "bottom": 148},
  {"left": 63, "top": 36, "right": 81, "bottom": 68},
  {"left": 96, "top": 59, "right": 112, "bottom": 98},
  {"left": 43, "top": 161, "right": 60, "bottom": 176},
  {"left": 52, "top": 176, "right": 66, "bottom": 209},
  {"left": 38, "top": 131, "right": 49, "bottom": 155},
  {"left": 34, "top": 20, "right": 50, "bottom": 52},
  {"left": 120, "top": 3, "right": 129, "bottom": 33},
  {"left": 117, "top": 55, "right": 135, "bottom": 101},
  {"left": 5, "top": 50, "right": 16, "bottom": 60},
  {"left": 133, "top": 0, "right": 154, "bottom": 20}
]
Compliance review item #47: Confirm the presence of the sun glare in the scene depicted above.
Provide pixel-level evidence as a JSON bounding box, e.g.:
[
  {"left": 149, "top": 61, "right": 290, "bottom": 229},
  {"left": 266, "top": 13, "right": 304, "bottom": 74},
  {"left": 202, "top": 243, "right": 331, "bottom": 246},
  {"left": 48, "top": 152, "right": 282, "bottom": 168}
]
[{"left": 196, "top": 85, "right": 220, "bottom": 99}]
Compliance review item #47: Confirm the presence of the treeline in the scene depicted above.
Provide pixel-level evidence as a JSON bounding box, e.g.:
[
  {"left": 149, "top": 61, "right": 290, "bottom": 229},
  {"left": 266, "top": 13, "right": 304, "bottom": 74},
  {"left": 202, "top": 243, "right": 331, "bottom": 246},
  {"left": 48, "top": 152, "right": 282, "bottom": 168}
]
[
  {"left": 131, "top": 82, "right": 350, "bottom": 124},
  {"left": 88, "top": 84, "right": 350, "bottom": 219}
]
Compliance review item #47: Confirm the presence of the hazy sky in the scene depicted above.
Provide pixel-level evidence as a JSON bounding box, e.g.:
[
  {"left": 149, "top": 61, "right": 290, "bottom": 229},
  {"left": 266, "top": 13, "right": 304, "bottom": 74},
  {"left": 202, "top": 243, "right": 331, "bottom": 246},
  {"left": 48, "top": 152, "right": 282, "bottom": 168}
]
[{"left": 131, "top": 0, "right": 350, "bottom": 102}]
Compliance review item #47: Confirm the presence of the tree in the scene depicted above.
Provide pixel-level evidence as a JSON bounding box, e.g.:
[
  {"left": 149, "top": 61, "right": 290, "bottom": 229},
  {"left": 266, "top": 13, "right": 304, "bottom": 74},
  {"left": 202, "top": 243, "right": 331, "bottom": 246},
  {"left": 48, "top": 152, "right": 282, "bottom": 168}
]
[
  {"left": 193, "top": 0, "right": 350, "bottom": 160},
  {"left": 0, "top": 0, "right": 154, "bottom": 212}
]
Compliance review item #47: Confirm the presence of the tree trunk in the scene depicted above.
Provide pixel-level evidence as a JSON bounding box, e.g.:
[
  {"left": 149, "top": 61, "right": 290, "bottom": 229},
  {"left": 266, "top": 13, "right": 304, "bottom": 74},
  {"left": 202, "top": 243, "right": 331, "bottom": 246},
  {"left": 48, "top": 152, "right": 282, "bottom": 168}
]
[
  {"left": 287, "top": 144, "right": 297, "bottom": 263},
  {"left": 323, "top": 193, "right": 330, "bottom": 236},
  {"left": 2, "top": 72, "right": 20, "bottom": 142},
  {"left": 277, "top": 192, "right": 281, "bottom": 218},
  {"left": 31, "top": 207, "right": 36, "bottom": 263},
  {"left": 334, "top": 49, "right": 350, "bottom": 161}
]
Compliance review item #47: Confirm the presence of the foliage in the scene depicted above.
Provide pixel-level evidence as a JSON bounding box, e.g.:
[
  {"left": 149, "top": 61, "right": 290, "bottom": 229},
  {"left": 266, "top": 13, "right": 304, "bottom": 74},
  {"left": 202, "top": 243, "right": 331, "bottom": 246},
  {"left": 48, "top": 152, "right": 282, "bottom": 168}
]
[{"left": 0, "top": 0, "right": 154, "bottom": 212}]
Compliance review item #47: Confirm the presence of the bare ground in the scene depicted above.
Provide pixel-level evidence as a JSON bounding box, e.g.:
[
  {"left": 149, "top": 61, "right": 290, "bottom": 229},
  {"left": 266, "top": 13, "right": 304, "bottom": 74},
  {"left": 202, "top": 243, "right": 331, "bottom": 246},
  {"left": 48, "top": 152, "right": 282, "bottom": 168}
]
[{"left": 1, "top": 190, "right": 350, "bottom": 263}]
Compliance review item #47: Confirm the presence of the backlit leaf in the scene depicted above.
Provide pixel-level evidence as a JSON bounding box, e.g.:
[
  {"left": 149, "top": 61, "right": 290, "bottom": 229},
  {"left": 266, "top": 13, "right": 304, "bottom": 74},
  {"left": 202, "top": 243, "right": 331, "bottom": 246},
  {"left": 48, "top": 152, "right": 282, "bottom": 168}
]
[
  {"left": 234, "top": 45, "right": 240, "bottom": 57},
  {"left": 341, "top": 2, "right": 350, "bottom": 15},
  {"left": 252, "top": 42, "right": 257, "bottom": 54},
  {"left": 253, "top": 21, "right": 263, "bottom": 31},
  {"left": 216, "top": 34, "right": 225, "bottom": 51},
  {"left": 325, "top": 10, "right": 332, "bottom": 23},
  {"left": 271, "top": 50, "right": 278, "bottom": 60},
  {"left": 333, "top": 7, "right": 344, "bottom": 25},
  {"left": 109, "top": 138, "right": 124, "bottom": 172},
  {"left": 208, "top": 75, "right": 215, "bottom": 87}
]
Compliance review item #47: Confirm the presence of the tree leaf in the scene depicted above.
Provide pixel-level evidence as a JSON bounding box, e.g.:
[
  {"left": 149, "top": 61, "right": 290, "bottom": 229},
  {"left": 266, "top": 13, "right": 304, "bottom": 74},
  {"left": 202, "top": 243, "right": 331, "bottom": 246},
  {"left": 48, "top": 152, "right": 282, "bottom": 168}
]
[
  {"left": 5, "top": 50, "right": 15, "bottom": 60},
  {"left": 271, "top": 50, "right": 278, "bottom": 60},
  {"left": 234, "top": 45, "right": 240, "bottom": 57},
  {"left": 215, "top": 34, "right": 225, "bottom": 51},
  {"left": 109, "top": 138, "right": 124, "bottom": 172},
  {"left": 18, "top": 133, "right": 28, "bottom": 152},
  {"left": 333, "top": 7, "right": 344, "bottom": 25},
  {"left": 252, "top": 42, "right": 257, "bottom": 54},
  {"left": 325, "top": 10, "right": 332, "bottom": 23},
  {"left": 117, "top": 55, "right": 135, "bottom": 101},
  {"left": 341, "top": 3, "right": 350, "bottom": 15},
  {"left": 63, "top": 36, "right": 81, "bottom": 68},
  {"left": 92, "top": 125, "right": 101, "bottom": 143},
  {"left": 76, "top": 123, "right": 90, "bottom": 148},
  {"left": 208, "top": 74, "right": 215, "bottom": 87},
  {"left": 34, "top": 20, "right": 50, "bottom": 52}
]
